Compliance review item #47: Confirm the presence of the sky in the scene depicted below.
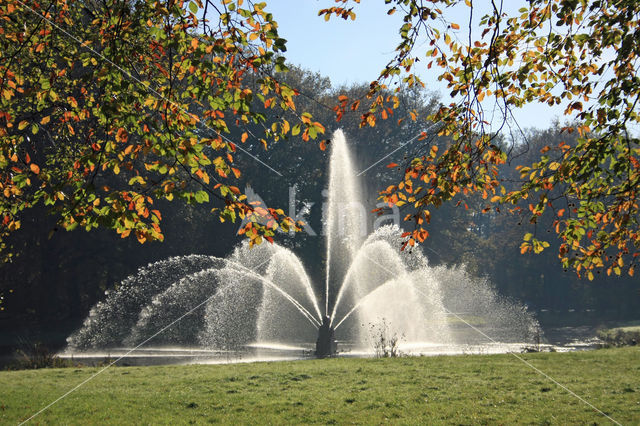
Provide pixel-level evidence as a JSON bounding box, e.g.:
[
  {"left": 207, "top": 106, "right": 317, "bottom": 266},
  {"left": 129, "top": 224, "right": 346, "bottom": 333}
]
[{"left": 260, "top": 1, "right": 570, "bottom": 134}]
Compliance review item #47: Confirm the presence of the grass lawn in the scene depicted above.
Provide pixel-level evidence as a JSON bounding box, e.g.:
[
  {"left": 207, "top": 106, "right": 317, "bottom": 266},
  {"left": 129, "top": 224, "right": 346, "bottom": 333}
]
[{"left": 1, "top": 347, "right": 638, "bottom": 424}]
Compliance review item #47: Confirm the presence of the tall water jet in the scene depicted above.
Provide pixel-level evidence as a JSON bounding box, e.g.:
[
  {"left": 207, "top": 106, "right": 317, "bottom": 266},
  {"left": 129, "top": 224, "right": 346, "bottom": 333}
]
[{"left": 324, "top": 129, "right": 366, "bottom": 320}]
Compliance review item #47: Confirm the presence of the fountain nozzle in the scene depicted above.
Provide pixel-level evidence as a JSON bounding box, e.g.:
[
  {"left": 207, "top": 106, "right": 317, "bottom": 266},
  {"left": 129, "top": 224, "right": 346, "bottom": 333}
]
[{"left": 315, "top": 315, "right": 337, "bottom": 357}]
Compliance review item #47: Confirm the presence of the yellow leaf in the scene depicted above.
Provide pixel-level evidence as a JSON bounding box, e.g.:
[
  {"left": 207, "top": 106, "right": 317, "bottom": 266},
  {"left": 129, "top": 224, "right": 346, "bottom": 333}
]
[{"left": 18, "top": 120, "right": 29, "bottom": 130}]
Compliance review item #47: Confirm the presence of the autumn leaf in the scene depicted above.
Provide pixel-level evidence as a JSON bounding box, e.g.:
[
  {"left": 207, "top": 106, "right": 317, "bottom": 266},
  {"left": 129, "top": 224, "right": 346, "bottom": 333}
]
[{"left": 116, "top": 128, "right": 128, "bottom": 143}]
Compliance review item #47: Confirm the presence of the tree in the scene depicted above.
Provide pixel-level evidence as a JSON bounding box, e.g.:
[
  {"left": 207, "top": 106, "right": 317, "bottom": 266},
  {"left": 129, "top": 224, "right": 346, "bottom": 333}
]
[
  {"left": 0, "top": 0, "right": 327, "bottom": 261},
  {"left": 321, "top": 0, "right": 640, "bottom": 278}
]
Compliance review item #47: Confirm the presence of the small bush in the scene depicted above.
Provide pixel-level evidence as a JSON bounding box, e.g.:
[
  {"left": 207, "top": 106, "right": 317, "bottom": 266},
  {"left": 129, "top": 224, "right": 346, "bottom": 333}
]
[
  {"left": 368, "top": 318, "right": 404, "bottom": 358},
  {"left": 597, "top": 327, "right": 640, "bottom": 347},
  {"left": 7, "top": 342, "right": 73, "bottom": 370}
]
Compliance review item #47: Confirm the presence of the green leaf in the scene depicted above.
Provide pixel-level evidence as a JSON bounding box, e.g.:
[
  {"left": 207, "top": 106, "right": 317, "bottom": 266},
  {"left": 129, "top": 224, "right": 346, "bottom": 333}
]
[{"left": 195, "top": 190, "right": 209, "bottom": 203}]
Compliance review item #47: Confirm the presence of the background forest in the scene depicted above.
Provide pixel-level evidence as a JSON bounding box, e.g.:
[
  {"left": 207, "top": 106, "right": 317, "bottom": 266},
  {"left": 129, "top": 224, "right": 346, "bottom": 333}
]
[{"left": 1, "top": 67, "right": 638, "bottom": 356}]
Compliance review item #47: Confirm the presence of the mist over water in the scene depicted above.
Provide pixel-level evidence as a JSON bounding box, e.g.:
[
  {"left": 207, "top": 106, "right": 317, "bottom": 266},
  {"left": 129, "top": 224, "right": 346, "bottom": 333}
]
[{"left": 66, "top": 130, "right": 539, "bottom": 360}]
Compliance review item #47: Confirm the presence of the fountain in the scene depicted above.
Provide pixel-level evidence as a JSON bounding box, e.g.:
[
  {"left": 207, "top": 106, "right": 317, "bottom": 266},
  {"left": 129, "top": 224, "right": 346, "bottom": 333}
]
[{"left": 65, "top": 130, "right": 539, "bottom": 362}]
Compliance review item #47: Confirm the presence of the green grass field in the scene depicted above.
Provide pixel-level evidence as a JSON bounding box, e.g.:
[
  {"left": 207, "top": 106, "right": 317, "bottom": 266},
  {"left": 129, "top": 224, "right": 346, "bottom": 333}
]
[{"left": 1, "top": 348, "right": 638, "bottom": 424}]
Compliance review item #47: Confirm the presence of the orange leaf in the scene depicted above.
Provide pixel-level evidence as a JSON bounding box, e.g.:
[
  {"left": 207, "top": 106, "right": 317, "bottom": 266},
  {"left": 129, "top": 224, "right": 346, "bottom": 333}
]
[
  {"left": 116, "top": 128, "right": 128, "bottom": 143},
  {"left": 450, "top": 23, "right": 460, "bottom": 30},
  {"left": 387, "top": 162, "right": 399, "bottom": 168},
  {"left": 241, "top": 132, "right": 248, "bottom": 143},
  {"left": 319, "top": 140, "right": 327, "bottom": 151},
  {"left": 30, "top": 163, "right": 40, "bottom": 174}
]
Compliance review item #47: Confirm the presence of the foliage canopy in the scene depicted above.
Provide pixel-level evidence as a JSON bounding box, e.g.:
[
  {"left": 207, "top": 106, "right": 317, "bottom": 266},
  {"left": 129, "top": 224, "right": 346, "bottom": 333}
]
[
  {"left": 0, "top": 0, "right": 325, "bottom": 259},
  {"left": 1, "top": 0, "right": 639, "bottom": 279},
  {"left": 323, "top": 0, "right": 640, "bottom": 279}
]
